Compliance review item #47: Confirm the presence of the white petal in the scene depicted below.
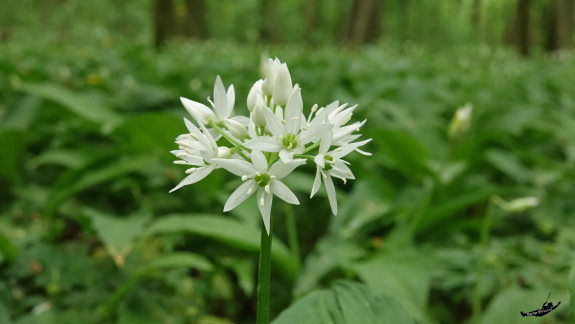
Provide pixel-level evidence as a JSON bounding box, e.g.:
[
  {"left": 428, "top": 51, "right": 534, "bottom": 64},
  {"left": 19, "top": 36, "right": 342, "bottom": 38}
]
[
  {"left": 270, "top": 180, "right": 299, "bottom": 205},
  {"left": 314, "top": 154, "right": 325, "bottom": 168},
  {"left": 244, "top": 136, "right": 282, "bottom": 152},
  {"left": 269, "top": 159, "right": 306, "bottom": 179},
  {"left": 310, "top": 167, "right": 322, "bottom": 198},
  {"left": 224, "top": 180, "right": 257, "bottom": 211},
  {"left": 227, "top": 84, "right": 235, "bottom": 114},
  {"left": 213, "top": 75, "right": 229, "bottom": 119},
  {"left": 257, "top": 189, "right": 273, "bottom": 235},
  {"left": 263, "top": 107, "right": 284, "bottom": 138},
  {"left": 324, "top": 173, "right": 338, "bottom": 215},
  {"left": 212, "top": 158, "right": 255, "bottom": 177},
  {"left": 284, "top": 86, "right": 302, "bottom": 134},
  {"left": 180, "top": 98, "right": 215, "bottom": 124},
  {"left": 169, "top": 165, "right": 215, "bottom": 193},
  {"left": 251, "top": 150, "right": 268, "bottom": 171},
  {"left": 299, "top": 123, "right": 332, "bottom": 145},
  {"left": 319, "top": 132, "right": 333, "bottom": 154},
  {"left": 332, "top": 138, "right": 372, "bottom": 159},
  {"left": 279, "top": 149, "right": 293, "bottom": 163}
]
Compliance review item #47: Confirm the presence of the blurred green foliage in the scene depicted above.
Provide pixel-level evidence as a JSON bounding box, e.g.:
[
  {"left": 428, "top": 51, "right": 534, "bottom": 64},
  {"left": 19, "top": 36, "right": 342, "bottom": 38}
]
[{"left": 1, "top": 1, "right": 575, "bottom": 323}]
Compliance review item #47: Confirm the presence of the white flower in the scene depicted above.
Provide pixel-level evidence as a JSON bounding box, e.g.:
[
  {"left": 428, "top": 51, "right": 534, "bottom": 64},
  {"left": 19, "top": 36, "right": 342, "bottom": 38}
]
[
  {"left": 180, "top": 75, "right": 235, "bottom": 126},
  {"left": 262, "top": 58, "right": 282, "bottom": 97},
  {"left": 245, "top": 86, "right": 332, "bottom": 162},
  {"left": 272, "top": 63, "right": 293, "bottom": 107},
  {"left": 311, "top": 132, "right": 371, "bottom": 215},
  {"left": 170, "top": 118, "right": 221, "bottom": 193},
  {"left": 448, "top": 103, "right": 473, "bottom": 140},
  {"left": 212, "top": 150, "right": 305, "bottom": 234}
]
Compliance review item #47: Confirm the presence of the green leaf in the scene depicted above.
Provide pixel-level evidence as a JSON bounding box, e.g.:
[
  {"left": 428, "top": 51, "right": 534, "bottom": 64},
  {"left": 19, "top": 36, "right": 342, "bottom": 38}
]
[
  {"left": 0, "top": 231, "right": 19, "bottom": 264},
  {"left": 371, "top": 128, "right": 432, "bottom": 178},
  {"left": 352, "top": 249, "right": 432, "bottom": 323},
  {"left": 273, "top": 280, "right": 413, "bottom": 324},
  {"left": 485, "top": 149, "right": 529, "bottom": 183},
  {"left": 0, "top": 130, "right": 27, "bottom": 182},
  {"left": 85, "top": 208, "right": 149, "bottom": 267},
  {"left": 17, "top": 82, "right": 122, "bottom": 133},
  {"left": 569, "top": 261, "right": 575, "bottom": 319},
  {"left": 479, "top": 286, "right": 563, "bottom": 324},
  {"left": 98, "top": 252, "right": 213, "bottom": 320},
  {"left": 147, "top": 214, "right": 297, "bottom": 280}
]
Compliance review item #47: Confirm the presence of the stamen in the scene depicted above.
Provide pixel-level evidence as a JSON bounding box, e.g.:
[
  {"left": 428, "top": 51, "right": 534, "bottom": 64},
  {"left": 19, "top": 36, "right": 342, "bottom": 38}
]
[
  {"left": 335, "top": 148, "right": 343, "bottom": 152},
  {"left": 316, "top": 107, "right": 324, "bottom": 115},
  {"left": 255, "top": 171, "right": 261, "bottom": 176},
  {"left": 281, "top": 120, "right": 287, "bottom": 125},
  {"left": 300, "top": 126, "right": 308, "bottom": 131},
  {"left": 311, "top": 104, "right": 318, "bottom": 113},
  {"left": 270, "top": 175, "right": 276, "bottom": 179},
  {"left": 265, "top": 185, "right": 271, "bottom": 194},
  {"left": 176, "top": 152, "right": 188, "bottom": 158},
  {"left": 346, "top": 172, "right": 352, "bottom": 176},
  {"left": 185, "top": 168, "right": 196, "bottom": 174},
  {"left": 342, "top": 178, "right": 347, "bottom": 184},
  {"left": 174, "top": 160, "right": 187, "bottom": 165},
  {"left": 291, "top": 116, "right": 300, "bottom": 120},
  {"left": 241, "top": 175, "right": 248, "bottom": 181}
]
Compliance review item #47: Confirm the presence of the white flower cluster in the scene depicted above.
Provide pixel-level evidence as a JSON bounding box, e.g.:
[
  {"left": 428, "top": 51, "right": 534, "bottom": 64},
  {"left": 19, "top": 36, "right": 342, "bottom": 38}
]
[{"left": 171, "top": 58, "right": 371, "bottom": 234}]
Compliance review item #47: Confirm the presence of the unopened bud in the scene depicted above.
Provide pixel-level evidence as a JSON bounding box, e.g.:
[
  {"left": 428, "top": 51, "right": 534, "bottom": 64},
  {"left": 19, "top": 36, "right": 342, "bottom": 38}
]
[
  {"left": 180, "top": 97, "right": 215, "bottom": 125},
  {"left": 448, "top": 103, "right": 473, "bottom": 140},
  {"left": 251, "top": 96, "right": 267, "bottom": 127},
  {"left": 247, "top": 79, "right": 263, "bottom": 112},
  {"left": 493, "top": 196, "right": 540, "bottom": 213},
  {"left": 272, "top": 63, "right": 292, "bottom": 107},
  {"left": 225, "top": 119, "right": 248, "bottom": 140},
  {"left": 217, "top": 146, "right": 231, "bottom": 158},
  {"left": 262, "top": 58, "right": 281, "bottom": 97}
]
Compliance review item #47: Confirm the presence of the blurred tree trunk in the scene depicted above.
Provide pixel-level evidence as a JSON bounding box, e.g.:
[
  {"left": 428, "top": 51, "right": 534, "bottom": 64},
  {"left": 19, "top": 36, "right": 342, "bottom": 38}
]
[
  {"left": 544, "top": 0, "right": 574, "bottom": 52},
  {"left": 303, "top": 0, "right": 318, "bottom": 44},
  {"left": 507, "top": 0, "right": 531, "bottom": 56},
  {"left": 345, "top": 0, "right": 383, "bottom": 45},
  {"left": 153, "top": 0, "right": 206, "bottom": 49},
  {"left": 260, "top": 0, "right": 274, "bottom": 42}
]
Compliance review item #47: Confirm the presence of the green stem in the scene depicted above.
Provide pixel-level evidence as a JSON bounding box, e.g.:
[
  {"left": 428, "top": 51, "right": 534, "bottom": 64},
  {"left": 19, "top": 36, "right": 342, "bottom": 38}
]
[
  {"left": 256, "top": 216, "right": 273, "bottom": 324},
  {"left": 303, "top": 140, "right": 320, "bottom": 154},
  {"left": 208, "top": 120, "right": 251, "bottom": 160},
  {"left": 471, "top": 197, "right": 496, "bottom": 323}
]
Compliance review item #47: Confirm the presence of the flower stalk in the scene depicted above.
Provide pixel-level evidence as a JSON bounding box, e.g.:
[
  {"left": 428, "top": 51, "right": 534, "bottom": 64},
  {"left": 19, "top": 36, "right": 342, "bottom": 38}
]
[{"left": 256, "top": 216, "right": 273, "bottom": 324}]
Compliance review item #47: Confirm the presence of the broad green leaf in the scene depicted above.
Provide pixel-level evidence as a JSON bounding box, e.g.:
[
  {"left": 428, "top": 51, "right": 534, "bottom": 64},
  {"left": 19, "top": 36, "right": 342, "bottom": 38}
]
[
  {"left": 0, "top": 130, "right": 27, "bottom": 182},
  {"left": 17, "top": 82, "right": 123, "bottom": 133},
  {"left": 85, "top": 208, "right": 149, "bottom": 267},
  {"left": 273, "top": 280, "right": 413, "bottom": 324},
  {"left": 479, "top": 286, "right": 564, "bottom": 324},
  {"left": 570, "top": 261, "right": 575, "bottom": 319},
  {"left": 45, "top": 153, "right": 154, "bottom": 217},
  {"left": 98, "top": 252, "right": 213, "bottom": 320},
  {"left": 352, "top": 250, "right": 432, "bottom": 323},
  {"left": 371, "top": 128, "right": 432, "bottom": 178},
  {"left": 147, "top": 214, "right": 297, "bottom": 279},
  {"left": 485, "top": 149, "right": 529, "bottom": 183},
  {"left": 0, "top": 302, "right": 11, "bottom": 324},
  {"left": 29, "top": 149, "right": 89, "bottom": 169},
  {"left": 0, "top": 231, "right": 18, "bottom": 264},
  {"left": 294, "top": 238, "right": 365, "bottom": 297}
]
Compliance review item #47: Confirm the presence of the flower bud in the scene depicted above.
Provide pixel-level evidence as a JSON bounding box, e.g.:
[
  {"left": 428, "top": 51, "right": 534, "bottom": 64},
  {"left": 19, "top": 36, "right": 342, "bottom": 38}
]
[
  {"left": 251, "top": 96, "right": 267, "bottom": 127},
  {"left": 180, "top": 97, "right": 215, "bottom": 125},
  {"left": 448, "top": 103, "right": 473, "bottom": 140},
  {"left": 493, "top": 196, "right": 540, "bottom": 213},
  {"left": 272, "top": 63, "right": 292, "bottom": 107},
  {"left": 217, "top": 146, "right": 232, "bottom": 158},
  {"left": 225, "top": 119, "right": 249, "bottom": 140},
  {"left": 262, "top": 58, "right": 281, "bottom": 97},
  {"left": 247, "top": 79, "right": 263, "bottom": 112}
]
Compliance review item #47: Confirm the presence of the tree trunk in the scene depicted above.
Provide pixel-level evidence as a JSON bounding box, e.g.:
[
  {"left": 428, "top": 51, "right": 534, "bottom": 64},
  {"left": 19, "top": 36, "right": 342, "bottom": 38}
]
[
  {"left": 345, "top": 0, "right": 383, "bottom": 45},
  {"left": 545, "top": 0, "right": 574, "bottom": 52},
  {"left": 507, "top": 0, "right": 531, "bottom": 56},
  {"left": 154, "top": 0, "right": 175, "bottom": 48}
]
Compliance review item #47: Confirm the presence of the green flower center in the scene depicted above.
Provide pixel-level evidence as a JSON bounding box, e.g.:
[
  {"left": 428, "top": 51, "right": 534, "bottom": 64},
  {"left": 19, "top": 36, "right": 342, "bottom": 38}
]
[
  {"left": 324, "top": 155, "right": 334, "bottom": 171},
  {"left": 282, "top": 133, "right": 298, "bottom": 149},
  {"left": 255, "top": 173, "right": 271, "bottom": 187}
]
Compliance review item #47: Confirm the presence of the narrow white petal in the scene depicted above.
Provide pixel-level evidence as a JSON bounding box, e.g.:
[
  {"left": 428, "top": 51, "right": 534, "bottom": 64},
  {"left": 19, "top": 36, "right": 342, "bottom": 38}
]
[
  {"left": 251, "top": 150, "right": 268, "bottom": 171},
  {"left": 169, "top": 165, "right": 215, "bottom": 193},
  {"left": 180, "top": 97, "right": 214, "bottom": 124},
  {"left": 224, "top": 180, "right": 257, "bottom": 211},
  {"left": 270, "top": 180, "right": 299, "bottom": 205},
  {"left": 263, "top": 108, "right": 284, "bottom": 138},
  {"left": 269, "top": 159, "right": 306, "bottom": 179},
  {"left": 212, "top": 158, "right": 255, "bottom": 177},
  {"left": 314, "top": 154, "right": 325, "bottom": 169},
  {"left": 279, "top": 149, "right": 293, "bottom": 163},
  {"left": 284, "top": 86, "right": 302, "bottom": 134},
  {"left": 332, "top": 138, "right": 372, "bottom": 159},
  {"left": 324, "top": 173, "right": 338, "bottom": 215},
  {"left": 257, "top": 189, "right": 273, "bottom": 235},
  {"left": 299, "top": 123, "right": 333, "bottom": 145},
  {"left": 319, "top": 131, "right": 333, "bottom": 153},
  {"left": 227, "top": 84, "right": 235, "bottom": 115},
  {"left": 310, "top": 167, "right": 322, "bottom": 198},
  {"left": 244, "top": 136, "right": 282, "bottom": 152},
  {"left": 213, "top": 75, "right": 228, "bottom": 119}
]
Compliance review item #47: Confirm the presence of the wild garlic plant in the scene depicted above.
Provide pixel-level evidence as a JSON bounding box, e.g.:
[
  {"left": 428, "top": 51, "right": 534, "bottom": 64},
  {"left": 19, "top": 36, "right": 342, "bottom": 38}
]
[{"left": 170, "top": 58, "right": 370, "bottom": 323}]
